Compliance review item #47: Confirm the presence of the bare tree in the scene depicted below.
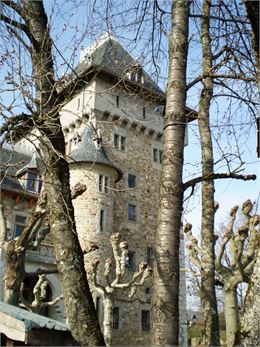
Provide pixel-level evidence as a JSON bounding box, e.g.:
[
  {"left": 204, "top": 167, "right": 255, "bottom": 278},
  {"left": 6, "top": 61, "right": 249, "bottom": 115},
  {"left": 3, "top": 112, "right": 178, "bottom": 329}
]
[
  {"left": 20, "top": 274, "right": 62, "bottom": 314},
  {"left": 0, "top": 1, "right": 104, "bottom": 345},
  {"left": 90, "top": 233, "right": 151, "bottom": 346},
  {"left": 184, "top": 199, "right": 260, "bottom": 347},
  {"left": 152, "top": 1, "right": 190, "bottom": 345},
  {"left": 197, "top": 1, "right": 220, "bottom": 344},
  {"left": 240, "top": 2, "right": 260, "bottom": 344}
]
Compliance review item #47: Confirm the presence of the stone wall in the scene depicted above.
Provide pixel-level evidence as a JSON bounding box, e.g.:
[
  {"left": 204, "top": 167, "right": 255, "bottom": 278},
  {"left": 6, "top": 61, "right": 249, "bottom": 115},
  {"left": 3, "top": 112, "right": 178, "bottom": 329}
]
[{"left": 61, "top": 74, "right": 188, "bottom": 346}]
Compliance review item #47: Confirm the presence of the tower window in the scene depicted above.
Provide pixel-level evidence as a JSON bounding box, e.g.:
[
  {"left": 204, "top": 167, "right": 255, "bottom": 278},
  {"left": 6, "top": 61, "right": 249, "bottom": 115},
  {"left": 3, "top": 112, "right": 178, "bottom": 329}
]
[
  {"left": 141, "top": 310, "right": 151, "bottom": 331},
  {"left": 143, "top": 107, "right": 146, "bottom": 119},
  {"left": 116, "top": 96, "right": 119, "bottom": 108},
  {"left": 100, "top": 209, "right": 105, "bottom": 232},
  {"left": 153, "top": 148, "right": 158, "bottom": 162},
  {"left": 113, "top": 134, "right": 126, "bottom": 152},
  {"left": 99, "top": 175, "right": 108, "bottom": 193},
  {"left": 113, "top": 307, "right": 119, "bottom": 329},
  {"left": 128, "top": 204, "right": 136, "bottom": 221},
  {"left": 128, "top": 174, "right": 136, "bottom": 188},
  {"left": 152, "top": 147, "right": 163, "bottom": 164},
  {"left": 146, "top": 247, "right": 153, "bottom": 266}
]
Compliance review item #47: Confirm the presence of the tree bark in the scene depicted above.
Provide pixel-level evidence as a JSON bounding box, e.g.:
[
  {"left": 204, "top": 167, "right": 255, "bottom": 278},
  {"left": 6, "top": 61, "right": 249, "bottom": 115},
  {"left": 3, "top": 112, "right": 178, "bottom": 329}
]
[
  {"left": 0, "top": 1, "right": 105, "bottom": 345},
  {"left": 240, "top": 4, "right": 260, "bottom": 345},
  {"left": 103, "top": 297, "right": 113, "bottom": 347},
  {"left": 4, "top": 240, "right": 25, "bottom": 306},
  {"left": 198, "top": 1, "right": 220, "bottom": 345},
  {"left": 241, "top": 250, "right": 260, "bottom": 345},
  {"left": 152, "top": 1, "right": 190, "bottom": 345},
  {"left": 224, "top": 288, "right": 239, "bottom": 347}
]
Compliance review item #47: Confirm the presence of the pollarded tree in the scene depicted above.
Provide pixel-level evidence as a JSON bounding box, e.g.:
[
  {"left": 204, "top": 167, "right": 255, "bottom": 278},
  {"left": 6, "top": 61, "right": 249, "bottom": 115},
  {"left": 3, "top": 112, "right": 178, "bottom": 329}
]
[
  {"left": 90, "top": 233, "right": 151, "bottom": 347},
  {"left": 184, "top": 199, "right": 260, "bottom": 347}
]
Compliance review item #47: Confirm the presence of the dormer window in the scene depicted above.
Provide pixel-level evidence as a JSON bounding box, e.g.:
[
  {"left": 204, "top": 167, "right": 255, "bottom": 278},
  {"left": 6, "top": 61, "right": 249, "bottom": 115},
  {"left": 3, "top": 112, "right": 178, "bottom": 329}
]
[
  {"left": 16, "top": 153, "right": 41, "bottom": 193},
  {"left": 126, "top": 66, "right": 144, "bottom": 84},
  {"left": 21, "top": 171, "right": 41, "bottom": 193}
]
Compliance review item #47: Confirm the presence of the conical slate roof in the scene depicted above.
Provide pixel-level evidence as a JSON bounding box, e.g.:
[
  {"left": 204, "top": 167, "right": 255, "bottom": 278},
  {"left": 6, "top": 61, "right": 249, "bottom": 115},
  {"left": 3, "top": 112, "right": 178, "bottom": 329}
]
[{"left": 69, "top": 125, "right": 122, "bottom": 182}]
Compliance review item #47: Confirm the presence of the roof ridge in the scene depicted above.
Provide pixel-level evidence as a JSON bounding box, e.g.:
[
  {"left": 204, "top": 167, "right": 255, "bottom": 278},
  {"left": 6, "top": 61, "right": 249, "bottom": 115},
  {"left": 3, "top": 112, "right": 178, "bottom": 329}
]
[{"left": 80, "top": 33, "right": 118, "bottom": 62}]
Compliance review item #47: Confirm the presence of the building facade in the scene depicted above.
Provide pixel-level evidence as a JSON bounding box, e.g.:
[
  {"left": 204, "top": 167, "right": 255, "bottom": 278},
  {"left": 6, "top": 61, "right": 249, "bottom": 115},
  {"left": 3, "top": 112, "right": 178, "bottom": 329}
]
[{"left": 0, "top": 34, "right": 188, "bottom": 346}]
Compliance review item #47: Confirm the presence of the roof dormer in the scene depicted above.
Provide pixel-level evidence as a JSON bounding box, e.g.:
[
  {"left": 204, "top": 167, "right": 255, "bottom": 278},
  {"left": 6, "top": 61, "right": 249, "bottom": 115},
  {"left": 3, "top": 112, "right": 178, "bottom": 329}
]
[
  {"left": 126, "top": 64, "right": 144, "bottom": 85},
  {"left": 16, "top": 152, "right": 41, "bottom": 193}
]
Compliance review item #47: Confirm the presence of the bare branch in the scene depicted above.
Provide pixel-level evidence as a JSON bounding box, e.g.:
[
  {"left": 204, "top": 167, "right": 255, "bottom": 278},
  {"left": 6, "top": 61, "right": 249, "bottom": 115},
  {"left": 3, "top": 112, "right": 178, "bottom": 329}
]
[{"left": 183, "top": 172, "right": 256, "bottom": 191}]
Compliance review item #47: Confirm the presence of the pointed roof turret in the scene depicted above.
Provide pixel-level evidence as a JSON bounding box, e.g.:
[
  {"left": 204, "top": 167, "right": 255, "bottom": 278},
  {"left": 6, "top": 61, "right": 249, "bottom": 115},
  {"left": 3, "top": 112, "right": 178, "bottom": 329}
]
[
  {"left": 16, "top": 152, "right": 38, "bottom": 176},
  {"left": 69, "top": 124, "right": 122, "bottom": 182}
]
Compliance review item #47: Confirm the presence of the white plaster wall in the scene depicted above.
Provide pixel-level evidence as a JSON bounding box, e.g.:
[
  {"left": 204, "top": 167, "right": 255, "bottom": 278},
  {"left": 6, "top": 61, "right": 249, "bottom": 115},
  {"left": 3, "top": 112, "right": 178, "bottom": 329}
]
[{"left": 60, "top": 80, "right": 96, "bottom": 127}]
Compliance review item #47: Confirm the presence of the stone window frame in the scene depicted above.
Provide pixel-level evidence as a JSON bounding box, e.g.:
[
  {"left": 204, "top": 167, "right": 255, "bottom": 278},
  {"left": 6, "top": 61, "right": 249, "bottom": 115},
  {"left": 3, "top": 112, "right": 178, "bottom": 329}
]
[
  {"left": 112, "top": 129, "right": 127, "bottom": 153},
  {"left": 98, "top": 174, "right": 109, "bottom": 194},
  {"left": 127, "top": 172, "right": 138, "bottom": 189},
  {"left": 140, "top": 308, "right": 151, "bottom": 332},
  {"left": 151, "top": 143, "right": 163, "bottom": 167},
  {"left": 127, "top": 203, "right": 137, "bottom": 222}
]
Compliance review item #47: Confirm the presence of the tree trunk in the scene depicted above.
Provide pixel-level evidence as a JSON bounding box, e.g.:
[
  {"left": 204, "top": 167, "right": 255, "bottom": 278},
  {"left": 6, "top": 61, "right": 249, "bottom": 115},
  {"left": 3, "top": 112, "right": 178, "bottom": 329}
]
[
  {"left": 224, "top": 288, "right": 239, "bottom": 347},
  {"left": 9, "top": 2, "right": 105, "bottom": 345},
  {"left": 198, "top": 1, "right": 220, "bottom": 345},
  {"left": 4, "top": 240, "right": 25, "bottom": 306},
  {"left": 103, "top": 297, "right": 113, "bottom": 347},
  {"left": 241, "top": 250, "right": 260, "bottom": 345},
  {"left": 240, "top": 4, "right": 260, "bottom": 345},
  {"left": 152, "top": 1, "right": 190, "bottom": 345},
  {"left": 244, "top": 1, "right": 259, "bottom": 92}
]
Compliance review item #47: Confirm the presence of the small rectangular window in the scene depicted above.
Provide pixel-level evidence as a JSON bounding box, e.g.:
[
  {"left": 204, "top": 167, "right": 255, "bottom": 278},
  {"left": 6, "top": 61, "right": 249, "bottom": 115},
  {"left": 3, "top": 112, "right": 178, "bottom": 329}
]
[
  {"left": 100, "top": 209, "right": 105, "bottom": 232},
  {"left": 141, "top": 310, "right": 151, "bottom": 331},
  {"left": 128, "top": 204, "right": 136, "bottom": 221},
  {"left": 99, "top": 175, "right": 103, "bottom": 192},
  {"left": 114, "top": 134, "right": 119, "bottom": 149},
  {"left": 99, "top": 175, "right": 108, "bottom": 193},
  {"left": 120, "top": 136, "right": 126, "bottom": 151},
  {"left": 153, "top": 148, "right": 158, "bottom": 162},
  {"left": 147, "top": 247, "right": 153, "bottom": 266},
  {"left": 114, "top": 134, "right": 126, "bottom": 152},
  {"left": 116, "top": 96, "right": 119, "bottom": 108},
  {"left": 113, "top": 307, "right": 119, "bottom": 329},
  {"left": 14, "top": 215, "right": 27, "bottom": 237},
  {"left": 128, "top": 174, "right": 136, "bottom": 188},
  {"left": 104, "top": 176, "right": 108, "bottom": 193},
  {"left": 143, "top": 107, "right": 146, "bottom": 119},
  {"left": 127, "top": 251, "right": 136, "bottom": 271}
]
